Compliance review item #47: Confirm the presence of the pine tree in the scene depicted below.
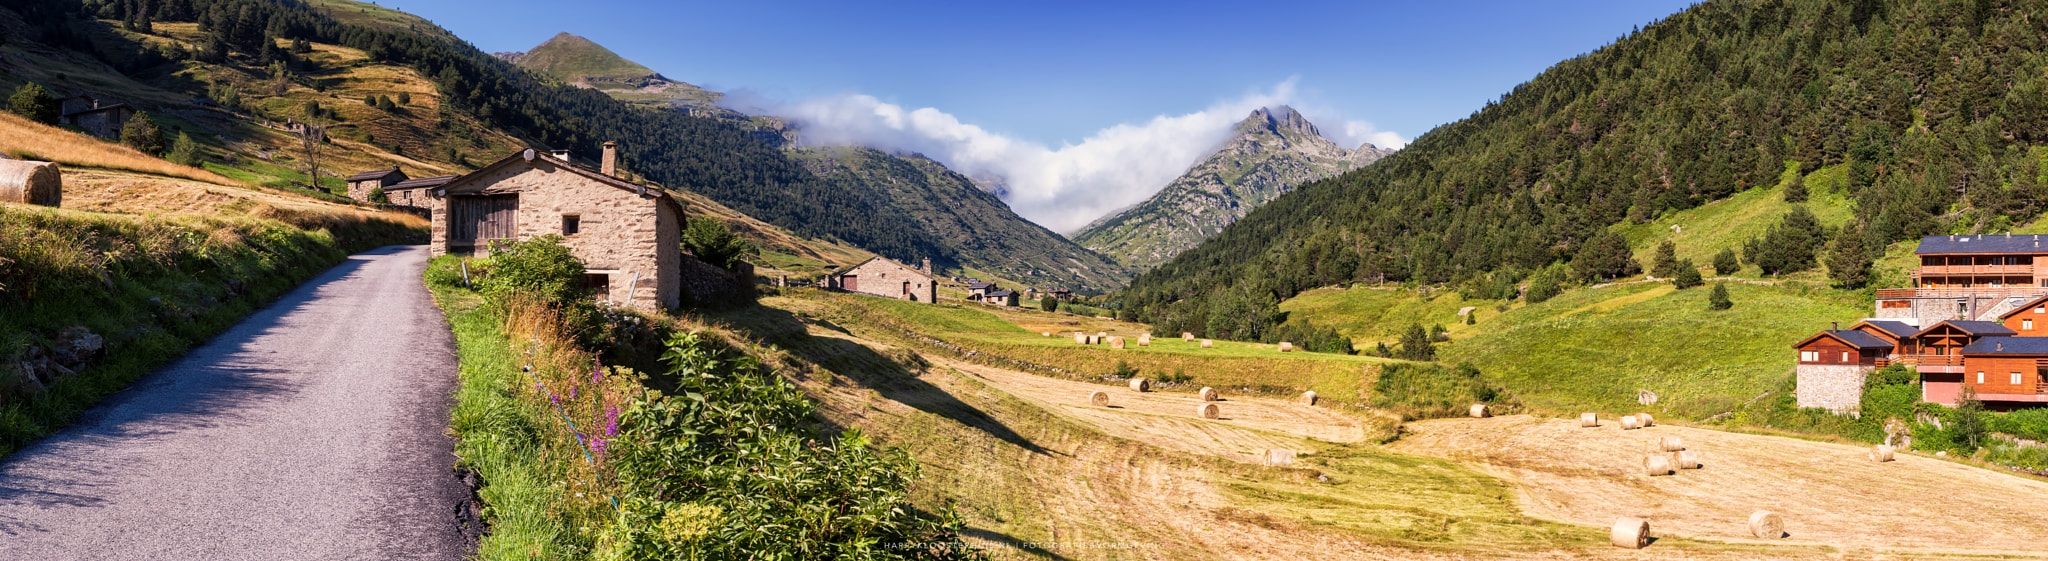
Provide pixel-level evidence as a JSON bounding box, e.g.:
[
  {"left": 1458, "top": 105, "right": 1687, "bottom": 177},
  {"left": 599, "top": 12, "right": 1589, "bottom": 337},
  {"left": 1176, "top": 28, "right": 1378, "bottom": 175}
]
[
  {"left": 8, "top": 83, "right": 58, "bottom": 125},
  {"left": 1826, "top": 220, "right": 1873, "bottom": 288},
  {"left": 168, "top": 131, "right": 199, "bottom": 165},
  {"left": 120, "top": 112, "right": 165, "bottom": 154},
  {"left": 1713, "top": 247, "right": 1740, "bottom": 275},
  {"left": 1398, "top": 322, "right": 1435, "bottom": 361},
  {"left": 1651, "top": 240, "right": 1680, "bottom": 278},
  {"left": 1674, "top": 259, "right": 1703, "bottom": 289},
  {"left": 1784, "top": 171, "right": 1808, "bottom": 202},
  {"left": 1525, "top": 266, "right": 1563, "bottom": 303},
  {"left": 1572, "top": 231, "right": 1640, "bottom": 281},
  {"left": 1708, "top": 283, "right": 1733, "bottom": 310}
]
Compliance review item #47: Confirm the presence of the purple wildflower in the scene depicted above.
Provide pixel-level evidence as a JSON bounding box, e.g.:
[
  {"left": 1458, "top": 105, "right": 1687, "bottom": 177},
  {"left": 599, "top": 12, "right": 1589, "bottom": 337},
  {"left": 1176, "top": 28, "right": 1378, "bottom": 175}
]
[{"left": 549, "top": 394, "right": 560, "bottom": 407}]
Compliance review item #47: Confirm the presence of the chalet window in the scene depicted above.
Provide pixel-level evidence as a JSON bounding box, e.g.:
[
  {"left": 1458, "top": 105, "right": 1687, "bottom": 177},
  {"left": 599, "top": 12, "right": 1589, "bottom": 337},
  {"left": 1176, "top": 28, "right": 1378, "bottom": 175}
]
[
  {"left": 562, "top": 214, "right": 580, "bottom": 236},
  {"left": 1841, "top": 351, "right": 1850, "bottom": 362},
  {"left": 2038, "top": 306, "right": 2046, "bottom": 314},
  {"left": 2015, "top": 372, "right": 2025, "bottom": 385},
  {"left": 1978, "top": 372, "right": 1986, "bottom": 384},
  {"left": 1800, "top": 351, "right": 1819, "bottom": 362},
  {"left": 2028, "top": 319, "right": 2036, "bottom": 330}
]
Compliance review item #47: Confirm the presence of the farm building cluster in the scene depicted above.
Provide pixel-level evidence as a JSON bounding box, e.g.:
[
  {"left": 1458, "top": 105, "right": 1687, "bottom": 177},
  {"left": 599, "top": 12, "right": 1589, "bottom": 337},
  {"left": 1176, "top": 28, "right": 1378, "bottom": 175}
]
[{"left": 1795, "top": 234, "right": 2048, "bottom": 411}]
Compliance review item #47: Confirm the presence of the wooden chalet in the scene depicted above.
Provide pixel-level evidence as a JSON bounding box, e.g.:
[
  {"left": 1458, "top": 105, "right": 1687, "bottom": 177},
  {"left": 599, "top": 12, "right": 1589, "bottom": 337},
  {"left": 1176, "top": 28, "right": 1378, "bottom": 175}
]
[
  {"left": 1997, "top": 294, "right": 2048, "bottom": 337},
  {"left": 1956, "top": 337, "right": 2048, "bottom": 406},
  {"left": 1793, "top": 330, "right": 1892, "bottom": 367},
  {"left": 1847, "top": 320, "right": 1917, "bottom": 346}
]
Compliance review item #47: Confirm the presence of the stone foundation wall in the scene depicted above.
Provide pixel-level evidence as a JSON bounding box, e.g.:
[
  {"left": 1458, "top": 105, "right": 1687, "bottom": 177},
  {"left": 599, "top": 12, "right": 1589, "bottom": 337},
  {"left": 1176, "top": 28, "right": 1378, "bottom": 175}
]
[
  {"left": 679, "top": 254, "right": 755, "bottom": 309},
  {"left": 1797, "top": 363, "right": 1875, "bottom": 412}
]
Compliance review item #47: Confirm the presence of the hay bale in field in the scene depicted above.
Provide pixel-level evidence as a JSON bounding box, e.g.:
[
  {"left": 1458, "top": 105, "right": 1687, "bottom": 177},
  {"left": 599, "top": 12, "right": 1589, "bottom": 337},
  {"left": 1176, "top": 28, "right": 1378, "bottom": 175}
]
[
  {"left": 1200, "top": 339, "right": 1214, "bottom": 348},
  {"left": 1199, "top": 387, "right": 1218, "bottom": 401},
  {"left": 1301, "top": 391, "right": 1318, "bottom": 405},
  {"left": 1470, "top": 403, "right": 1489, "bottom": 418},
  {"left": 1182, "top": 332, "right": 1195, "bottom": 341},
  {"left": 1674, "top": 450, "right": 1701, "bottom": 469},
  {"left": 1109, "top": 336, "right": 1126, "bottom": 349},
  {"left": 1042, "top": 332, "right": 1051, "bottom": 337},
  {"left": 1074, "top": 332, "right": 1087, "bottom": 344},
  {"left": 1636, "top": 413, "right": 1656, "bottom": 427},
  {"left": 1643, "top": 455, "right": 1674, "bottom": 476},
  {"left": 1580, "top": 413, "right": 1598, "bottom": 427},
  {"left": 1088, "top": 336, "right": 1100, "bottom": 345},
  {"left": 1620, "top": 415, "right": 1641, "bottom": 430},
  {"left": 1278, "top": 341, "right": 1294, "bottom": 352},
  {"left": 1610, "top": 517, "right": 1650, "bottom": 549},
  {"left": 1658, "top": 436, "right": 1684, "bottom": 451},
  {"left": 1264, "top": 449, "right": 1295, "bottom": 467},
  {"left": 1089, "top": 390, "right": 1110, "bottom": 407},
  {"left": 1138, "top": 334, "right": 1151, "bottom": 346},
  {"left": 1097, "top": 331, "right": 1107, "bottom": 338},
  {"left": 0, "top": 160, "right": 62, "bottom": 207},
  {"left": 1129, "top": 378, "right": 1150, "bottom": 392},
  {"left": 1197, "top": 402, "right": 1220, "bottom": 419},
  {"left": 1871, "top": 444, "right": 1895, "bottom": 462},
  {"left": 1748, "top": 511, "right": 1784, "bottom": 539}
]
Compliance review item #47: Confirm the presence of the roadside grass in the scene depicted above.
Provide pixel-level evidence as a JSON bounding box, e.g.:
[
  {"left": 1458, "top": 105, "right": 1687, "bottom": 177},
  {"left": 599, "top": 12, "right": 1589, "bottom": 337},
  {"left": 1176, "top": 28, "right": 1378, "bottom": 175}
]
[
  {"left": 1614, "top": 162, "right": 1857, "bottom": 270},
  {"left": 0, "top": 111, "right": 241, "bottom": 186},
  {"left": 0, "top": 203, "right": 421, "bottom": 458},
  {"left": 1440, "top": 280, "right": 1866, "bottom": 418}
]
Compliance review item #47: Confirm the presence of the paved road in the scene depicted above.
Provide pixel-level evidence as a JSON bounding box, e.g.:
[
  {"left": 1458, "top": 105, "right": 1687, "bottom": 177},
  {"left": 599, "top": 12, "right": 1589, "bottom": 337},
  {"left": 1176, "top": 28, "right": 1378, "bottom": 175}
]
[{"left": 0, "top": 245, "right": 472, "bottom": 560}]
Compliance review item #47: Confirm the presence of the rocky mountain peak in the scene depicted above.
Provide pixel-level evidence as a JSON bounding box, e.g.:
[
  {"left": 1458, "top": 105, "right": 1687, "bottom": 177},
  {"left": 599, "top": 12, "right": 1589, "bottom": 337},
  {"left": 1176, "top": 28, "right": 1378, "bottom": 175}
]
[{"left": 1242, "top": 105, "right": 1320, "bottom": 138}]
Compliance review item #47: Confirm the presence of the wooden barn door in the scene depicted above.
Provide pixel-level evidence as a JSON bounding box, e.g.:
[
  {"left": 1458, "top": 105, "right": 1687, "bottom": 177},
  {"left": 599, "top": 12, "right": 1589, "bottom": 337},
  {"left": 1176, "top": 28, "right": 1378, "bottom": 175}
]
[
  {"left": 451, "top": 195, "right": 519, "bottom": 246},
  {"left": 841, "top": 276, "right": 858, "bottom": 292}
]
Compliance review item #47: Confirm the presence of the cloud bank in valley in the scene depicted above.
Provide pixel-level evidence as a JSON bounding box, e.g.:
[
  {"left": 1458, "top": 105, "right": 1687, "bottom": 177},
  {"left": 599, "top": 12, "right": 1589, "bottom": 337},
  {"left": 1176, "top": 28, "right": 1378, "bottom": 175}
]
[{"left": 756, "top": 79, "right": 1407, "bottom": 233}]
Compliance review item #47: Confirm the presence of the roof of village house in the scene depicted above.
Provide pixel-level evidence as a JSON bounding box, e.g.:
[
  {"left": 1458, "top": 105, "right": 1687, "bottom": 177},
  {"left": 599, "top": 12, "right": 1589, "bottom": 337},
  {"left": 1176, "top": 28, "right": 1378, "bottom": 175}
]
[
  {"left": 345, "top": 168, "right": 405, "bottom": 182},
  {"left": 987, "top": 290, "right": 1015, "bottom": 297},
  {"left": 1915, "top": 234, "right": 2048, "bottom": 254},
  {"left": 436, "top": 148, "right": 683, "bottom": 211},
  {"left": 1793, "top": 330, "right": 1893, "bottom": 350},
  {"left": 1998, "top": 295, "right": 2048, "bottom": 320},
  {"left": 967, "top": 282, "right": 996, "bottom": 289},
  {"left": 838, "top": 256, "right": 932, "bottom": 279},
  {"left": 1910, "top": 320, "right": 2017, "bottom": 338},
  {"left": 62, "top": 102, "right": 132, "bottom": 117},
  {"left": 1959, "top": 336, "right": 2048, "bottom": 355},
  {"left": 1855, "top": 320, "right": 1919, "bottom": 338},
  {"left": 387, "top": 175, "right": 457, "bottom": 190}
]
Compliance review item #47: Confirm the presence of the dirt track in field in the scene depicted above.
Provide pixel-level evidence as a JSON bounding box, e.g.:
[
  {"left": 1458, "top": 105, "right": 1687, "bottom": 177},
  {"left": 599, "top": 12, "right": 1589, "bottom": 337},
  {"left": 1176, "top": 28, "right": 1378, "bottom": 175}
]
[
  {"left": 1390, "top": 415, "right": 2048, "bottom": 557},
  {"left": 936, "top": 358, "right": 1375, "bottom": 463}
]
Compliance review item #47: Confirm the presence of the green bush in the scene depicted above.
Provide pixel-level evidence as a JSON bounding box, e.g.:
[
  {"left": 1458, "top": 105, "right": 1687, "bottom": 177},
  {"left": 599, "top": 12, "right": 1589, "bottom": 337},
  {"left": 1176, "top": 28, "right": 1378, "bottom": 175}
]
[
  {"left": 682, "top": 217, "right": 756, "bottom": 270},
  {"left": 1990, "top": 408, "right": 2048, "bottom": 442},
  {"left": 120, "top": 112, "right": 166, "bottom": 155},
  {"left": 1040, "top": 297, "right": 1058, "bottom": 313},
  {"left": 477, "top": 235, "right": 586, "bottom": 303},
  {"left": 1372, "top": 362, "right": 1505, "bottom": 420},
  {"left": 8, "top": 83, "right": 58, "bottom": 124}
]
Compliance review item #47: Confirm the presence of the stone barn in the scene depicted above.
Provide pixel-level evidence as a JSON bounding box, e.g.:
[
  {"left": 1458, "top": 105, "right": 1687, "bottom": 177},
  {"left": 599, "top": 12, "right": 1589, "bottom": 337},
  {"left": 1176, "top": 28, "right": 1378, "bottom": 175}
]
[
  {"left": 61, "top": 103, "right": 134, "bottom": 139},
  {"left": 427, "top": 144, "right": 687, "bottom": 310},
  {"left": 383, "top": 175, "right": 454, "bottom": 209},
  {"left": 831, "top": 257, "right": 936, "bottom": 303},
  {"left": 345, "top": 168, "right": 408, "bottom": 201}
]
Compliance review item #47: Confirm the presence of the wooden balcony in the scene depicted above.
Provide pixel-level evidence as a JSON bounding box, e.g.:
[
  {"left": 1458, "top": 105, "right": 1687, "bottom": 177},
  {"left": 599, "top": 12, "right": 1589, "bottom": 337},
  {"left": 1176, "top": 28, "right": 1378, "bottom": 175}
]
[
  {"left": 1912, "top": 264, "right": 2035, "bottom": 278},
  {"left": 1894, "top": 354, "right": 1963, "bottom": 367},
  {"left": 1876, "top": 287, "right": 2048, "bottom": 299}
]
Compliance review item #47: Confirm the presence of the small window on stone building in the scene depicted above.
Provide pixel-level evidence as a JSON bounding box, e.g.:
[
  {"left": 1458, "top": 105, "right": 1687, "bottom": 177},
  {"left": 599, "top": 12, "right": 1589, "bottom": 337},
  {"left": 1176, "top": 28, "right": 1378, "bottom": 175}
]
[
  {"left": 584, "top": 273, "right": 609, "bottom": 302},
  {"left": 563, "top": 215, "right": 581, "bottom": 236}
]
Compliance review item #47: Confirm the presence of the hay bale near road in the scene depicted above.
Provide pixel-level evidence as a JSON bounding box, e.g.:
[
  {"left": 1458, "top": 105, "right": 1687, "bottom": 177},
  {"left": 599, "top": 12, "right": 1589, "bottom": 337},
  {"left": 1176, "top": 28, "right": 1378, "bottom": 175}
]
[
  {"left": 1470, "top": 403, "right": 1490, "bottom": 418},
  {"left": 1871, "top": 445, "right": 1895, "bottom": 462},
  {"left": 1197, "top": 402, "right": 1220, "bottom": 419},
  {"left": 1748, "top": 511, "right": 1784, "bottom": 539},
  {"left": 1129, "top": 378, "right": 1150, "bottom": 392},
  {"left": 1644, "top": 455, "right": 1674, "bottom": 476},
  {"left": 1580, "top": 413, "right": 1599, "bottom": 427},
  {"left": 1264, "top": 449, "right": 1295, "bottom": 467},
  {"left": 1200, "top": 339, "right": 1214, "bottom": 348},
  {"left": 1278, "top": 341, "right": 1294, "bottom": 352},
  {"left": 1611, "top": 517, "right": 1651, "bottom": 549},
  {"left": 1658, "top": 436, "right": 1685, "bottom": 451},
  {"left": 1199, "top": 387, "right": 1218, "bottom": 401},
  {"left": 1089, "top": 390, "right": 1110, "bottom": 407},
  {"left": 1301, "top": 391, "right": 1318, "bottom": 405},
  {"left": 1182, "top": 332, "right": 1195, "bottom": 341},
  {"left": 0, "top": 159, "right": 62, "bottom": 207},
  {"left": 1621, "top": 415, "right": 1642, "bottom": 430},
  {"left": 1636, "top": 413, "right": 1656, "bottom": 427},
  {"left": 1109, "top": 336, "right": 1125, "bottom": 349},
  {"left": 1675, "top": 450, "right": 1701, "bottom": 469}
]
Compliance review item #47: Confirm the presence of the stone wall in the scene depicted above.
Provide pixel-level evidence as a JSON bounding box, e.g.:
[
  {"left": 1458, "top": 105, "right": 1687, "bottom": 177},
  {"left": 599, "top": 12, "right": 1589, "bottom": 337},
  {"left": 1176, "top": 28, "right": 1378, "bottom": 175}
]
[
  {"left": 678, "top": 254, "right": 755, "bottom": 309},
  {"left": 347, "top": 178, "right": 384, "bottom": 202},
  {"left": 1797, "top": 363, "right": 1874, "bottom": 412}
]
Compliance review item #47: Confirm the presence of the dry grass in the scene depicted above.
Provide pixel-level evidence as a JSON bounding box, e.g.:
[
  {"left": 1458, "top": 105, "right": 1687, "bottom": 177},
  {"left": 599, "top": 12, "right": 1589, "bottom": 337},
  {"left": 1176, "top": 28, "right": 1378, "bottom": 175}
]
[{"left": 0, "top": 111, "right": 241, "bottom": 186}]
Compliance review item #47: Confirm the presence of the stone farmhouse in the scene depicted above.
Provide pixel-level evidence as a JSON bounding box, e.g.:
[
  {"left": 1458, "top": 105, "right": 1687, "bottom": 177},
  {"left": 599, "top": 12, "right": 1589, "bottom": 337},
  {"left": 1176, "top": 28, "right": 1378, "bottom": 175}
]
[
  {"left": 966, "top": 281, "right": 997, "bottom": 299},
  {"left": 830, "top": 257, "right": 936, "bottom": 303},
  {"left": 383, "top": 175, "right": 455, "bottom": 208},
  {"left": 345, "top": 168, "right": 407, "bottom": 201},
  {"left": 57, "top": 93, "right": 135, "bottom": 138},
  {"left": 981, "top": 289, "right": 1019, "bottom": 307},
  {"left": 1795, "top": 234, "right": 2048, "bottom": 411},
  {"left": 423, "top": 143, "right": 689, "bottom": 310}
]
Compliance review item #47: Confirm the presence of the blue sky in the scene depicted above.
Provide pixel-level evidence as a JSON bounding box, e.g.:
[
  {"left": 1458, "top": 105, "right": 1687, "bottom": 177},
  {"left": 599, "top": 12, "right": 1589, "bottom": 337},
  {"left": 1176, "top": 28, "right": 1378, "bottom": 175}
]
[{"left": 385, "top": 0, "right": 1700, "bottom": 230}]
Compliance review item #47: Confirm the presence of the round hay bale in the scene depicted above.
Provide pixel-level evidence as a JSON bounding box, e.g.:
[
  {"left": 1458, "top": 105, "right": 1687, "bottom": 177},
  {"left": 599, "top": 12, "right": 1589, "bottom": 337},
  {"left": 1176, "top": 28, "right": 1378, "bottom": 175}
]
[
  {"left": 1089, "top": 390, "right": 1110, "bottom": 407},
  {"left": 1200, "top": 339, "right": 1214, "bottom": 348},
  {"left": 1580, "top": 413, "right": 1599, "bottom": 427},
  {"left": 1748, "top": 510, "right": 1784, "bottom": 539},
  {"left": 1199, "top": 387, "right": 1218, "bottom": 401},
  {"left": 1042, "top": 332, "right": 1051, "bottom": 337},
  {"left": 1278, "top": 341, "right": 1294, "bottom": 352},
  {"left": 1097, "top": 331, "right": 1108, "bottom": 338},
  {"left": 1870, "top": 444, "right": 1895, "bottom": 462},
  {"left": 1674, "top": 450, "right": 1701, "bottom": 469},
  {"left": 1088, "top": 336, "right": 1100, "bottom": 345},
  {"left": 1197, "top": 402, "right": 1220, "bottom": 419},
  {"left": 1469, "top": 403, "right": 1490, "bottom": 418},
  {"left": 0, "top": 160, "right": 62, "bottom": 207},
  {"left": 1610, "top": 516, "right": 1650, "bottom": 549},
  {"left": 1643, "top": 455, "right": 1674, "bottom": 476},
  {"left": 1182, "top": 332, "right": 1195, "bottom": 341},
  {"left": 1659, "top": 436, "right": 1685, "bottom": 452},
  {"left": 1263, "top": 449, "right": 1295, "bottom": 467},
  {"left": 1301, "top": 391, "right": 1318, "bottom": 405},
  {"left": 1621, "top": 415, "right": 1641, "bottom": 430},
  {"left": 1128, "top": 378, "right": 1150, "bottom": 392},
  {"left": 1109, "top": 336, "right": 1126, "bottom": 349},
  {"left": 1138, "top": 334, "right": 1151, "bottom": 346},
  {"left": 1636, "top": 413, "right": 1656, "bottom": 427},
  {"left": 1074, "top": 333, "right": 1087, "bottom": 344}
]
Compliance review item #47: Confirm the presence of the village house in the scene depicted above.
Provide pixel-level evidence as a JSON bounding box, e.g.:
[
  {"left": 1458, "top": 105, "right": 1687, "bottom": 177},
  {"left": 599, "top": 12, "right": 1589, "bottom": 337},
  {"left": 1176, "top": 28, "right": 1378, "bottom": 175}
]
[
  {"left": 981, "top": 289, "right": 1019, "bottom": 307},
  {"left": 1046, "top": 289, "right": 1073, "bottom": 301},
  {"left": 345, "top": 168, "right": 408, "bottom": 201},
  {"left": 966, "top": 281, "right": 997, "bottom": 300},
  {"left": 426, "top": 143, "right": 688, "bottom": 310},
  {"left": 382, "top": 175, "right": 455, "bottom": 208},
  {"left": 830, "top": 257, "right": 936, "bottom": 303},
  {"left": 1956, "top": 337, "right": 2048, "bottom": 406},
  {"left": 57, "top": 93, "right": 135, "bottom": 139}
]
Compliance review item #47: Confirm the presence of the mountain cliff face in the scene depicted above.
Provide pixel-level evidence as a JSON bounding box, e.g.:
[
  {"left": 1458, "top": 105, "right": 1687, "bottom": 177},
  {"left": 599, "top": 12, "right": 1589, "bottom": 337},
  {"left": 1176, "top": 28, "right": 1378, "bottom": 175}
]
[
  {"left": 1071, "top": 106, "right": 1390, "bottom": 270},
  {"left": 790, "top": 146, "right": 1134, "bottom": 292}
]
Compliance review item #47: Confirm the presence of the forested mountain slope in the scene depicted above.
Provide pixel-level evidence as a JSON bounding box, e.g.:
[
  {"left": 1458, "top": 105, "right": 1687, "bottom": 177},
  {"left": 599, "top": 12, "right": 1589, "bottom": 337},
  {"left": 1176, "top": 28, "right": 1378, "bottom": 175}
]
[
  {"left": 1122, "top": 0, "right": 2048, "bottom": 335},
  {"left": 1073, "top": 106, "right": 1391, "bottom": 269},
  {"left": 791, "top": 146, "right": 1134, "bottom": 291}
]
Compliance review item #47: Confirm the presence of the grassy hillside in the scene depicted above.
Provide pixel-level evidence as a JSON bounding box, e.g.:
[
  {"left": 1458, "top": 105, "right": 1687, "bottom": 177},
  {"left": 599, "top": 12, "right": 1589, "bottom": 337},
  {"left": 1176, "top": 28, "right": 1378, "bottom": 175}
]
[
  {"left": 505, "top": 32, "right": 658, "bottom": 86},
  {"left": 1615, "top": 164, "right": 1858, "bottom": 268}
]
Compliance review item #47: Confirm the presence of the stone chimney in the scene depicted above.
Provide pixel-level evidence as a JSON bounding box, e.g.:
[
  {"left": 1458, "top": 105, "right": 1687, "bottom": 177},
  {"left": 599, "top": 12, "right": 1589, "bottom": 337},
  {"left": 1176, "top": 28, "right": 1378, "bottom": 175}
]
[
  {"left": 922, "top": 258, "right": 932, "bottom": 274},
  {"left": 602, "top": 141, "right": 618, "bottom": 177}
]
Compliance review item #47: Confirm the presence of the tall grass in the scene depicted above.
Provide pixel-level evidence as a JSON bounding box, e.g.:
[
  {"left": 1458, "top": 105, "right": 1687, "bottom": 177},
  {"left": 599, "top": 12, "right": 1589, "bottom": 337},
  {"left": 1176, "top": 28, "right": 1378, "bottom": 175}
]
[{"left": 0, "top": 111, "right": 241, "bottom": 186}]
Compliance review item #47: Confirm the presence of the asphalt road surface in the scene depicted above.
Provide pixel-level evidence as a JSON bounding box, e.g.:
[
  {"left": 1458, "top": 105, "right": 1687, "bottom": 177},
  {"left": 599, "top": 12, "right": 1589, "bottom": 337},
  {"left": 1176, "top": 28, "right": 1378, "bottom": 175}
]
[{"left": 0, "top": 245, "right": 472, "bottom": 560}]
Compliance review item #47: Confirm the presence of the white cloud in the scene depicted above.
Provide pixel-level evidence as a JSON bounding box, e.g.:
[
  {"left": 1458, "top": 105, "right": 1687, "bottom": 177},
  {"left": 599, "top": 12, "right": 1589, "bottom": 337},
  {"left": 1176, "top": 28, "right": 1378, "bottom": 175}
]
[{"left": 766, "top": 78, "right": 1404, "bottom": 233}]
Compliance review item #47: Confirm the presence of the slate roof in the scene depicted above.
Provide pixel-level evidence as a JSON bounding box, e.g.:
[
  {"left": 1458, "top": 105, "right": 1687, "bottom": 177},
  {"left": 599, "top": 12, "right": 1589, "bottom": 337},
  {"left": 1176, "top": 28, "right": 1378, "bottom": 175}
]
[
  {"left": 1795, "top": 330, "right": 1894, "bottom": 350},
  {"left": 1959, "top": 336, "right": 2048, "bottom": 355},
  {"left": 62, "top": 102, "right": 131, "bottom": 117},
  {"left": 1856, "top": 320, "right": 1919, "bottom": 339},
  {"left": 345, "top": 168, "right": 405, "bottom": 182},
  {"left": 986, "top": 290, "right": 1015, "bottom": 297},
  {"left": 967, "top": 282, "right": 996, "bottom": 289},
  {"left": 387, "top": 175, "right": 457, "bottom": 190},
  {"left": 1916, "top": 234, "right": 2048, "bottom": 254},
  {"left": 1911, "top": 320, "right": 2018, "bottom": 338}
]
